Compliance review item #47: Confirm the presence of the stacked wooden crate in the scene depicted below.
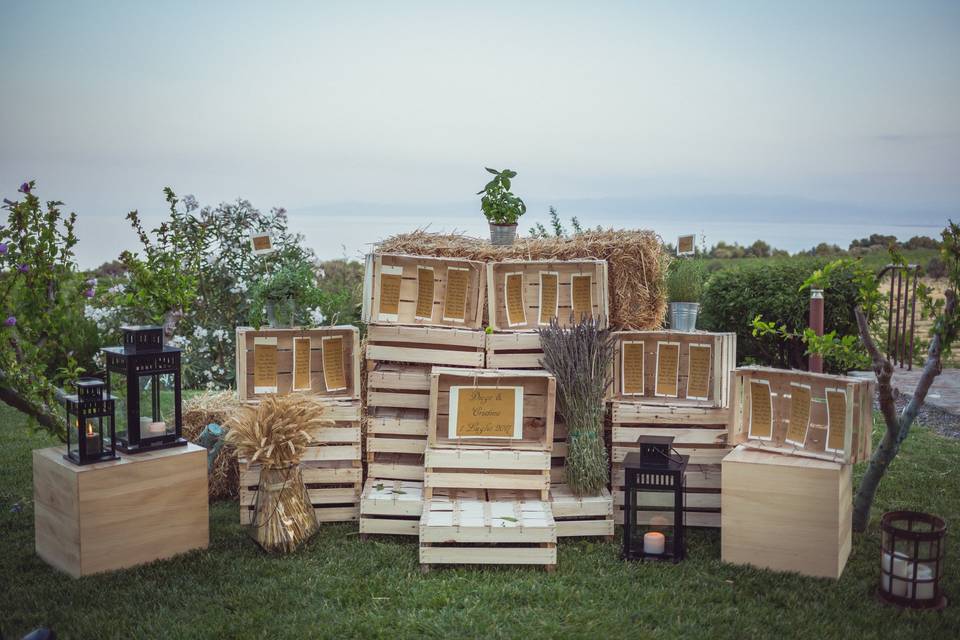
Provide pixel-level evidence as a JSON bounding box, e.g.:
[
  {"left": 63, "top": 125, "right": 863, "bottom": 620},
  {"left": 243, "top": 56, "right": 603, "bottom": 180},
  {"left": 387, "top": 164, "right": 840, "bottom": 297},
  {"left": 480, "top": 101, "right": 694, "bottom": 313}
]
[
  {"left": 484, "top": 259, "right": 614, "bottom": 538},
  {"left": 235, "top": 326, "right": 363, "bottom": 525},
  {"left": 359, "top": 253, "right": 487, "bottom": 535},
  {"left": 419, "top": 368, "right": 558, "bottom": 570},
  {"left": 610, "top": 330, "right": 736, "bottom": 528}
]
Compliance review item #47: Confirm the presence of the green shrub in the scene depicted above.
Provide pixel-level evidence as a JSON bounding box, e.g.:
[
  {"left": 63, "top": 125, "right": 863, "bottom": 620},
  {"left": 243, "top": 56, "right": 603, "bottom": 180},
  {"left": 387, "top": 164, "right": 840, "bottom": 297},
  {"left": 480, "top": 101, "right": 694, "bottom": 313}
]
[{"left": 699, "top": 258, "right": 862, "bottom": 372}]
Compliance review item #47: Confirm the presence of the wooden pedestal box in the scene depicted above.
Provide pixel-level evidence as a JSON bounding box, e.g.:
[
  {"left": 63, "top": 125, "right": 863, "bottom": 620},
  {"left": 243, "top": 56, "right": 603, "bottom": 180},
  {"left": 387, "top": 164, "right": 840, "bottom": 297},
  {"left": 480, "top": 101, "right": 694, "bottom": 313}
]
[
  {"left": 721, "top": 445, "right": 852, "bottom": 579},
  {"left": 33, "top": 444, "right": 208, "bottom": 578}
]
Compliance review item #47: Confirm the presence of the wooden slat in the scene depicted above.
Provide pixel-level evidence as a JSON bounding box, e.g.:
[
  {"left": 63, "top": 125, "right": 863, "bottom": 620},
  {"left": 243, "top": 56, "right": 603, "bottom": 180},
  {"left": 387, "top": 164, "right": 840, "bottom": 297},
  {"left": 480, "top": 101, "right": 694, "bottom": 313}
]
[
  {"left": 425, "top": 471, "right": 550, "bottom": 491},
  {"left": 612, "top": 426, "right": 726, "bottom": 446}
]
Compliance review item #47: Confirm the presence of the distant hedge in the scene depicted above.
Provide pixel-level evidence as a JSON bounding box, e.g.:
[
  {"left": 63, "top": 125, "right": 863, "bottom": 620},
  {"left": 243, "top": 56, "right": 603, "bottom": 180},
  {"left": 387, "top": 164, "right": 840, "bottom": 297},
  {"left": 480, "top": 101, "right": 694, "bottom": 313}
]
[{"left": 699, "top": 258, "right": 862, "bottom": 373}]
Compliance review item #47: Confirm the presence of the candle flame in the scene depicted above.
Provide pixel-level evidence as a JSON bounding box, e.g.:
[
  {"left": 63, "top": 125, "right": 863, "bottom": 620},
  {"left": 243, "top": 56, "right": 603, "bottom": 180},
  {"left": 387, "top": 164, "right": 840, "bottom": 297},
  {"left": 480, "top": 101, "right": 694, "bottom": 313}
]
[{"left": 86, "top": 421, "right": 95, "bottom": 437}]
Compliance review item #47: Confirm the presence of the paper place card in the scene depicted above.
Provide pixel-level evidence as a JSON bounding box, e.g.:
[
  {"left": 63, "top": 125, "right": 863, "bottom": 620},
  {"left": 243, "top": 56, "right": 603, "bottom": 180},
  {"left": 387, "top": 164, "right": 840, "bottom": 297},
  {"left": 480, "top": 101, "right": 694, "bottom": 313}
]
[
  {"left": 786, "top": 383, "right": 811, "bottom": 446},
  {"left": 443, "top": 267, "right": 469, "bottom": 322},
  {"left": 253, "top": 337, "right": 278, "bottom": 394},
  {"left": 571, "top": 274, "right": 593, "bottom": 321},
  {"left": 825, "top": 388, "right": 847, "bottom": 453},
  {"left": 322, "top": 335, "right": 347, "bottom": 392},
  {"left": 538, "top": 271, "right": 559, "bottom": 325},
  {"left": 448, "top": 386, "right": 523, "bottom": 439},
  {"left": 655, "top": 342, "right": 680, "bottom": 397},
  {"left": 686, "top": 344, "right": 712, "bottom": 400},
  {"left": 677, "top": 234, "right": 695, "bottom": 256},
  {"left": 621, "top": 341, "right": 645, "bottom": 395},
  {"left": 250, "top": 233, "right": 275, "bottom": 255},
  {"left": 415, "top": 266, "right": 435, "bottom": 320},
  {"left": 292, "top": 337, "right": 312, "bottom": 391},
  {"left": 377, "top": 264, "right": 403, "bottom": 322},
  {"left": 748, "top": 379, "right": 773, "bottom": 440},
  {"left": 505, "top": 272, "right": 526, "bottom": 327}
]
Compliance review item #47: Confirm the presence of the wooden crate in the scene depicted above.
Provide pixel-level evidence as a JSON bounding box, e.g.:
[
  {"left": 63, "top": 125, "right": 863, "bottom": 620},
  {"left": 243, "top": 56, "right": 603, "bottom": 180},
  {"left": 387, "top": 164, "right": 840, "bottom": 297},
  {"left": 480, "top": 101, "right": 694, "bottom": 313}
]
[
  {"left": 365, "top": 324, "right": 485, "bottom": 368},
  {"left": 239, "top": 400, "right": 362, "bottom": 525},
  {"left": 235, "top": 326, "right": 360, "bottom": 403},
  {"left": 729, "top": 366, "right": 875, "bottom": 464},
  {"left": 611, "top": 402, "right": 728, "bottom": 528},
  {"left": 485, "top": 331, "right": 545, "bottom": 370},
  {"left": 359, "top": 478, "right": 425, "bottom": 537},
  {"left": 486, "top": 259, "right": 609, "bottom": 330},
  {"left": 549, "top": 484, "right": 614, "bottom": 538},
  {"left": 612, "top": 330, "right": 736, "bottom": 407},
  {"left": 33, "top": 444, "right": 208, "bottom": 578},
  {"left": 721, "top": 445, "right": 852, "bottom": 579},
  {"left": 427, "top": 368, "right": 556, "bottom": 451},
  {"left": 362, "top": 253, "right": 486, "bottom": 329},
  {"left": 366, "top": 363, "right": 432, "bottom": 481},
  {"left": 419, "top": 489, "right": 557, "bottom": 571},
  {"left": 424, "top": 447, "right": 552, "bottom": 500}
]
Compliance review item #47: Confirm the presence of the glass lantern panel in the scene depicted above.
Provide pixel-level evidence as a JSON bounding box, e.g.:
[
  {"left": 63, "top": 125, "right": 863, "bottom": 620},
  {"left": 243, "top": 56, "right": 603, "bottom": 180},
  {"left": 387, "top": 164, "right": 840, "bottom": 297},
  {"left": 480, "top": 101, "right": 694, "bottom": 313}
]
[
  {"left": 137, "top": 373, "right": 176, "bottom": 438},
  {"left": 67, "top": 410, "right": 80, "bottom": 460},
  {"left": 630, "top": 488, "right": 679, "bottom": 551},
  {"left": 110, "top": 369, "right": 129, "bottom": 442}
]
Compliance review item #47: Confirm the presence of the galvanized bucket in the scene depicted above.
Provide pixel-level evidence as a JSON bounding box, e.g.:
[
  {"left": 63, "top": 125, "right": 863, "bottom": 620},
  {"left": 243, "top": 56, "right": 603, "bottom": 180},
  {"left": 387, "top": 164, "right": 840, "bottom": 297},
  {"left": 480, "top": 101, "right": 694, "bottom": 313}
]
[
  {"left": 489, "top": 223, "right": 518, "bottom": 246},
  {"left": 669, "top": 302, "right": 700, "bottom": 332}
]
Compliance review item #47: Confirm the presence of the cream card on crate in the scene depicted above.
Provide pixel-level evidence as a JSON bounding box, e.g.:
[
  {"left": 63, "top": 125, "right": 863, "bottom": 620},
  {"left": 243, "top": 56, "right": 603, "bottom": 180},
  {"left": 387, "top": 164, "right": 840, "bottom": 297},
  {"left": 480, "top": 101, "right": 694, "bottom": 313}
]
[
  {"left": 448, "top": 386, "right": 523, "bottom": 439},
  {"left": 621, "top": 341, "right": 645, "bottom": 395},
  {"left": 253, "top": 337, "right": 278, "bottom": 394},
  {"left": 785, "top": 382, "right": 812, "bottom": 446},
  {"left": 322, "top": 335, "right": 347, "bottom": 392},
  {"left": 538, "top": 271, "right": 559, "bottom": 325},
  {"left": 748, "top": 379, "right": 773, "bottom": 440},
  {"left": 655, "top": 341, "right": 680, "bottom": 397},
  {"left": 825, "top": 388, "right": 848, "bottom": 453},
  {"left": 292, "top": 337, "right": 312, "bottom": 391},
  {"left": 415, "top": 266, "right": 435, "bottom": 320},
  {"left": 505, "top": 272, "right": 526, "bottom": 327},
  {"left": 686, "top": 344, "right": 712, "bottom": 400},
  {"left": 571, "top": 273, "right": 593, "bottom": 321},
  {"left": 377, "top": 264, "right": 403, "bottom": 322},
  {"left": 443, "top": 267, "right": 469, "bottom": 322}
]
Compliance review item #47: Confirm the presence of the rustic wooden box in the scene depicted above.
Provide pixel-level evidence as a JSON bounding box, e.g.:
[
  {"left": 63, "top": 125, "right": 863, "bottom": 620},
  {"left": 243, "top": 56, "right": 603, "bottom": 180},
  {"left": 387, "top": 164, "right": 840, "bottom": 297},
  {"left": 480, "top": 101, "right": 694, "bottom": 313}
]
[
  {"left": 235, "top": 326, "right": 360, "bottom": 403},
  {"left": 362, "top": 253, "right": 486, "bottom": 329},
  {"left": 486, "top": 259, "right": 609, "bottom": 330},
  {"left": 721, "top": 445, "right": 852, "bottom": 579},
  {"left": 239, "top": 399, "right": 362, "bottom": 525},
  {"left": 359, "top": 478, "right": 425, "bottom": 537},
  {"left": 612, "top": 330, "right": 736, "bottom": 407},
  {"left": 366, "top": 324, "right": 485, "bottom": 368},
  {"left": 33, "top": 444, "right": 208, "bottom": 578},
  {"left": 423, "top": 447, "right": 553, "bottom": 500},
  {"left": 550, "top": 484, "right": 614, "bottom": 538},
  {"left": 365, "top": 362, "right": 432, "bottom": 482},
  {"left": 729, "top": 367, "right": 874, "bottom": 464}
]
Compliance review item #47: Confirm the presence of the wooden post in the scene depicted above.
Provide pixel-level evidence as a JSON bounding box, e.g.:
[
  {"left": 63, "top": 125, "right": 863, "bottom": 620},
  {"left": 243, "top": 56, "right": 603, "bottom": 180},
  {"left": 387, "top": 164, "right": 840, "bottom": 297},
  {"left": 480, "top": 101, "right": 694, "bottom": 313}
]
[{"left": 809, "top": 289, "right": 824, "bottom": 373}]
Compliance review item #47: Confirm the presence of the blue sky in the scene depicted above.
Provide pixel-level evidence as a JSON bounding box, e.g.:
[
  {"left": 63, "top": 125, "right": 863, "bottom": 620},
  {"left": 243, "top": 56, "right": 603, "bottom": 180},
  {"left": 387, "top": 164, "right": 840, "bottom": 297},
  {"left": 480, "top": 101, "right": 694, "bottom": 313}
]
[{"left": 1, "top": 1, "right": 957, "bottom": 265}]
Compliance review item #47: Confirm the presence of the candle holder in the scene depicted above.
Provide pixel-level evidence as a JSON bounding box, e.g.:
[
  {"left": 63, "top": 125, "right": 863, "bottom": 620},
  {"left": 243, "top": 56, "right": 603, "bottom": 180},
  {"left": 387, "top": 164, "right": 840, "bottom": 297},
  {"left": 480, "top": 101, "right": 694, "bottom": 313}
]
[
  {"left": 103, "top": 325, "right": 187, "bottom": 454},
  {"left": 64, "top": 378, "right": 118, "bottom": 465},
  {"left": 878, "top": 510, "right": 947, "bottom": 610},
  {"left": 622, "top": 436, "right": 687, "bottom": 563}
]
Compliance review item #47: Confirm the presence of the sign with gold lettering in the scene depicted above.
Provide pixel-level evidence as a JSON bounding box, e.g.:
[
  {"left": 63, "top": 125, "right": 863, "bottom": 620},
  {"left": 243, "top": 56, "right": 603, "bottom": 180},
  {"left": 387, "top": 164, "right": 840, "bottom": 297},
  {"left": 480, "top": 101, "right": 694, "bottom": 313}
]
[
  {"left": 377, "top": 264, "right": 403, "bottom": 322},
  {"left": 748, "top": 379, "right": 773, "bottom": 440},
  {"left": 415, "top": 266, "right": 435, "bottom": 320},
  {"left": 250, "top": 233, "right": 275, "bottom": 255},
  {"left": 292, "top": 337, "right": 312, "bottom": 391},
  {"left": 677, "top": 234, "right": 696, "bottom": 256},
  {"left": 538, "top": 271, "right": 559, "bottom": 325},
  {"left": 654, "top": 342, "right": 680, "bottom": 397},
  {"left": 253, "top": 337, "right": 278, "bottom": 394},
  {"left": 825, "top": 388, "right": 847, "bottom": 453},
  {"left": 786, "top": 383, "right": 811, "bottom": 446},
  {"left": 443, "top": 267, "right": 469, "bottom": 322},
  {"left": 621, "top": 341, "right": 645, "bottom": 395},
  {"left": 448, "top": 386, "right": 523, "bottom": 439},
  {"left": 686, "top": 344, "right": 712, "bottom": 400},
  {"left": 322, "top": 335, "right": 347, "bottom": 392},
  {"left": 505, "top": 272, "right": 526, "bottom": 327},
  {"left": 571, "top": 274, "right": 593, "bottom": 320}
]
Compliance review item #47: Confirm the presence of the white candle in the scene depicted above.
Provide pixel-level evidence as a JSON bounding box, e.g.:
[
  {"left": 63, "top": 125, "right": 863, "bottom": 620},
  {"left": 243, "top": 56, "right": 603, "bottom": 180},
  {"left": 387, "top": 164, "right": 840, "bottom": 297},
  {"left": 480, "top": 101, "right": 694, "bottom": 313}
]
[
  {"left": 139, "top": 416, "right": 152, "bottom": 438},
  {"left": 881, "top": 551, "right": 912, "bottom": 596},
  {"left": 914, "top": 564, "right": 936, "bottom": 600},
  {"left": 643, "top": 532, "right": 666, "bottom": 555},
  {"left": 147, "top": 421, "right": 167, "bottom": 435}
]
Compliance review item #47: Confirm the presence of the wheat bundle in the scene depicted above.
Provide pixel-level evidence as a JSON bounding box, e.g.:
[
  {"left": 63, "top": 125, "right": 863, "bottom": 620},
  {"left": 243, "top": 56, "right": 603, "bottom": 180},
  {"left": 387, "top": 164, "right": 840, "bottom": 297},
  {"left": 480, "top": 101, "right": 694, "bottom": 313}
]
[
  {"left": 225, "top": 394, "right": 333, "bottom": 553},
  {"left": 183, "top": 391, "right": 243, "bottom": 500},
  {"left": 538, "top": 317, "right": 614, "bottom": 496}
]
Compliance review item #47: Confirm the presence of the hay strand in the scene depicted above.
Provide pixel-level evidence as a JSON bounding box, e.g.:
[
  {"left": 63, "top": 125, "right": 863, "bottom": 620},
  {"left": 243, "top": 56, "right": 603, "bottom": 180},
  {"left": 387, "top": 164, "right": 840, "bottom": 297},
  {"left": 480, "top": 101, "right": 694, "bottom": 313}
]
[{"left": 182, "top": 391, "right": 244, "bottom": 500}]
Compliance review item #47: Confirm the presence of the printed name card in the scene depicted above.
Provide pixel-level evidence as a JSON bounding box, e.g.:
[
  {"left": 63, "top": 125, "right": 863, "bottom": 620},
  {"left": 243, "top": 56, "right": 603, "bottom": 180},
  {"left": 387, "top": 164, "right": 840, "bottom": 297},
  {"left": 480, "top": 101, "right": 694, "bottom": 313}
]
[
  {"left": 250, "top": 233, "right": 275, "bottom": 255},
  {"left": 621, "top": 341, "right": 645, "bottom": 395},
  {"left": 378, "top": 265, "right": 403, "bottom": 321},
  {"left": 292, "top": 337, "right": 312, "bottom": 391},
  {"left": 786, "top": 383, "right": 811, "bottom": 446},
  {"left": 415, "top": 266, "right": 435, "bottom": 320},
  {"left": 505, "top": 272, "right": 526, "bottom": 326},
  {"left": 571, "top": 274, "right": 593, "bottom": 320},
  {"left": 443, "top": 267, "right": 469, "bottom": 322},
  {"left": 539, "top": 272, "right": 558, "bottom": 325},
  {"left": 322, "top": 335, "right": 347, "bottom": 392},
  {"left": 677, "top": 234, "right": 695, "bottom": 256},
  {"left": 825, "top": 388, "right": 847, "bottom": 453},
  {"left": 253, "top": 337, "right": 278, "bottom": 394},
  {"left": 655, "top": 342, "right": 680, "bottom": 397},
  {"left": 748, "top": 379, "right": 773, "bottom": 440},
  {"left": 448, "top": 386, "right": 523, "bottom": 439},
  {"left": 686, "top": 344, "right": 712, "bottom": 400}
]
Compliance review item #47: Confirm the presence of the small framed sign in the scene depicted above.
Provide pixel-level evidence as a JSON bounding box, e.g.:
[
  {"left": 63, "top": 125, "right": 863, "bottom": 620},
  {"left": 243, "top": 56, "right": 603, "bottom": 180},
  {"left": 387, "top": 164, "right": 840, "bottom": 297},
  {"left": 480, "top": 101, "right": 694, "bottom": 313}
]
[
  {"left": 250, "top": 233, "right": 275, "bottom": 256},
  {"left": 654, "top": 341, "right": 680, "bottom": 398},
  {"left": 538, "top": 271, "right": 559, "bottom": 325},
  {"left": 785, "top": 382, "right": 812, "bottom": 447},
  {"left": 377, "top": 265, "right": 403, "bottom": 322},
  {"left": 748, "top": 379, "right": 773, "bottom": 441},
  {"left": 415, "top": 266, "right": 435, "bottom": 320},
  {"left": 686, "top": 344, "right": 712, "bottom": 401},
  {"left": 505, "top": 272, "right": 526, "bottom": 327},
  {"left": 448, "top": 385, "right": 523, "bottom": 439},
  {"left": 677, "top": 234, "right": 696, "bottom": 256},
  {"left": 825, "top": 388, "right": 848, "bottom": 454},
  {"left": 253, "top": 337, "right": 278, "bottom": 394},
  {"left": 442, "top": 267, "right": 470, "bottom": 322},
  {"left": 621, "top": 340, "right": 645, "bottom": 396}
]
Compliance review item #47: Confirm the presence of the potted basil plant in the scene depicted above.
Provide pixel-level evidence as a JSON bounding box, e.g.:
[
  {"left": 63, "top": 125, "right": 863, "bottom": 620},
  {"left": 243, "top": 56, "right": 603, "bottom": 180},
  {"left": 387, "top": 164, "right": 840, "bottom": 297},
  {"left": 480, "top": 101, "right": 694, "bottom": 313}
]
[
  {"left": 478, "top": 167, "right": 526, "bottom": 246},
  {"left": 666, "top": 258, "right": 706, "bottom": 331},
  {"left": 248, "top": 261, "right": 324, "bottom": 328}
]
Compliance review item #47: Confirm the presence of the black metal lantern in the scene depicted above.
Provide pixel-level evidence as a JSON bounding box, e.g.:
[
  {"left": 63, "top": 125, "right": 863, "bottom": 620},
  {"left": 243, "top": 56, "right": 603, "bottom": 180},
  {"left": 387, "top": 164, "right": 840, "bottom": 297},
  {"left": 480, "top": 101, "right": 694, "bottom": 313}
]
[
  {"left": 878, "top": 510, "right": 947, "bottom": 610},
  {"left": 622, "top": 435, "right": 687, "bottom": 563},
  {"left": 103, "top": 325, "right": 187, "bottom": 453},
  {"left": 64, "top": 377, "right": 119, "bottom": 465}
]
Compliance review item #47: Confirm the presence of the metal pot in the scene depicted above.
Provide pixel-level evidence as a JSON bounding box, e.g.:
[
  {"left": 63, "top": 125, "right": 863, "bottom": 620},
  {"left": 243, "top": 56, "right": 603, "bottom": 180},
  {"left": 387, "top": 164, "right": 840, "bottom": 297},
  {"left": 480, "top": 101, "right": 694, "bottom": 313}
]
[
  {"left": 265, "top": 298, "right": 298, "bottom": 328},
  {"left": 489, "top": 223, "right": 518, "bottom": 246},
  {"left": 669, "top": 302, "right": 700, "bottom": 332}
]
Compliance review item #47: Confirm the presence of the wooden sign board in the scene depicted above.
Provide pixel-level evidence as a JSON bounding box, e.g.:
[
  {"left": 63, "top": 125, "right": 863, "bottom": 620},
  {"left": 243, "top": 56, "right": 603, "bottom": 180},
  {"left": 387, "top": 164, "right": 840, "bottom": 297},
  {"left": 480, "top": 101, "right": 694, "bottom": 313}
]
[
  {"left": 250, "top": 233, "right": 275, "bottom": 256},
  {"left": 486, "top": 260, "right": 608, "bottom": 331},
  {"left": 253, "top": 337, "right": 278, "bottom": 394},
  {"left": 362, "top": 253, "right": 486, "bottom": 329},
  {"left": 677, "top": 234, "right": 696, "bottom": 256},
  {"left": 448, "top": 386, "right": 523, "bottom": 439}
]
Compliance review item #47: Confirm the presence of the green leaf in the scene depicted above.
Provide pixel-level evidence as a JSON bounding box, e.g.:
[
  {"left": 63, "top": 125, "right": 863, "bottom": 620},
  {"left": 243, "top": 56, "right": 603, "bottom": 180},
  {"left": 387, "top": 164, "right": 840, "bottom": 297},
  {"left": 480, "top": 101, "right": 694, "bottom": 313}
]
[{"left": 485, "top": 167, "right": 499, "bottom": 175}]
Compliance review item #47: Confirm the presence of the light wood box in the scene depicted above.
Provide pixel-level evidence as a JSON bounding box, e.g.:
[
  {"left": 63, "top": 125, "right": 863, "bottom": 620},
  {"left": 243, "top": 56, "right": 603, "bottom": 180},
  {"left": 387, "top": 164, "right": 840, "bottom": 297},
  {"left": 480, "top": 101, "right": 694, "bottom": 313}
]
[
  {"left": 33, "top": 444, "right": 208, "bottom": 578},
  {"left": 721, "top": 445, "right": 852, "bottom": 579},
  {"left": 366, "top": 362, "right": 432, "bottom": 482}
]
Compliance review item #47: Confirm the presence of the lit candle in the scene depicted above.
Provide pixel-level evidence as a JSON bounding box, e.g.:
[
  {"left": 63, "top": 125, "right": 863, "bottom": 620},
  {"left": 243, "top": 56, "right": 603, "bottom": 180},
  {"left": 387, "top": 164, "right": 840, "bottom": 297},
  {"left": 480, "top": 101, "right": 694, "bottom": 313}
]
[
  {"left": 84, "top": 421, "right": 101, "bottom": 455},
  {"left": 643, "top": 532, "right": 666, "bottom": 555}
]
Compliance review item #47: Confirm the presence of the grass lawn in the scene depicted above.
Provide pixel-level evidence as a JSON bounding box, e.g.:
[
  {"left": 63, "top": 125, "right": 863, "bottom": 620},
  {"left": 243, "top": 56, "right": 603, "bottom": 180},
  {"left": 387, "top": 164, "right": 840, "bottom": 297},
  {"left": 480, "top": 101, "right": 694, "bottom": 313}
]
[{"left": 1, "top": 404, "right": 958, "bottom": 639}]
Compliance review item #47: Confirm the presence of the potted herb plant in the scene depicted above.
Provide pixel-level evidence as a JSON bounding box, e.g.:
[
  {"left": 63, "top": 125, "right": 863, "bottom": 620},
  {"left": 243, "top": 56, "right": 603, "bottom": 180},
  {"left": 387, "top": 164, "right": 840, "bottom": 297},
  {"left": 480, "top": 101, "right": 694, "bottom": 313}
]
[
  {"left": 666, "top": 258, "right": 705, "bottom": 331},
  {"left": 248, "top": 260, "right": 324, "bottom": 328},
  {"left": 478, "top": 167, "right": 526, "bottom": 245}
]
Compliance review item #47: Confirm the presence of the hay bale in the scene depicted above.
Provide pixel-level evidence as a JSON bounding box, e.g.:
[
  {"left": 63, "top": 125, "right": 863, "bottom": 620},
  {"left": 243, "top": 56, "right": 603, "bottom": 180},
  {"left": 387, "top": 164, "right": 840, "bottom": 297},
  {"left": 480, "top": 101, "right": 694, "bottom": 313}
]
[
  {"left": 183, "top": 391, "right": 244, "bottom": 500},
  {"left": 376, "top": 229, "right": 668, "bottom": 330}
]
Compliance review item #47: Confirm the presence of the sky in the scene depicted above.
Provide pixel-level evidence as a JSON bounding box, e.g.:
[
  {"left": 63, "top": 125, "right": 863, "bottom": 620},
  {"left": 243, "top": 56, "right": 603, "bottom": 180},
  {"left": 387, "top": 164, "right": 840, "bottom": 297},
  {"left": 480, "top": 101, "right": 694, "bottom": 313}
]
[{"left": 1, "top": 1, "right": 958, "bottom": 266}]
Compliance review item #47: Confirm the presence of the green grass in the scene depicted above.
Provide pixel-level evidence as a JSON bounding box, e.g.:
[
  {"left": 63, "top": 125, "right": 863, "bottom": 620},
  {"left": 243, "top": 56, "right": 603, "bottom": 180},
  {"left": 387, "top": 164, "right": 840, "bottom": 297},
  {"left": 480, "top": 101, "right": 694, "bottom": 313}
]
[{"left": 1, "top": 405, "right": 958, "bottom": 639}]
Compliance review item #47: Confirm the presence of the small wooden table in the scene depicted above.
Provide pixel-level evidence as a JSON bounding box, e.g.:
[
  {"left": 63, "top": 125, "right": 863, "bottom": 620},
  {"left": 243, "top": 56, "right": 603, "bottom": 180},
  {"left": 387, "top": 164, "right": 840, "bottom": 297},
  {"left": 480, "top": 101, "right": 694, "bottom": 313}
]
[{"left": 33, "top": 443, "right": 208, "bottom": 578}]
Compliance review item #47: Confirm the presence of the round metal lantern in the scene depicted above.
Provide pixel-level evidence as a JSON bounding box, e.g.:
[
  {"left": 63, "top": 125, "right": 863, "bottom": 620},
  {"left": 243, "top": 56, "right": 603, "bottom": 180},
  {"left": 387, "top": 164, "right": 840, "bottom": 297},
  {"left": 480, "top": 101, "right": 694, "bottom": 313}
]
[
  {"left": 878, "top": 510, "right": 947, "bottom": 610},
  {"left": 64, "top": 377, "right": 118, "bottom": 465}
]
